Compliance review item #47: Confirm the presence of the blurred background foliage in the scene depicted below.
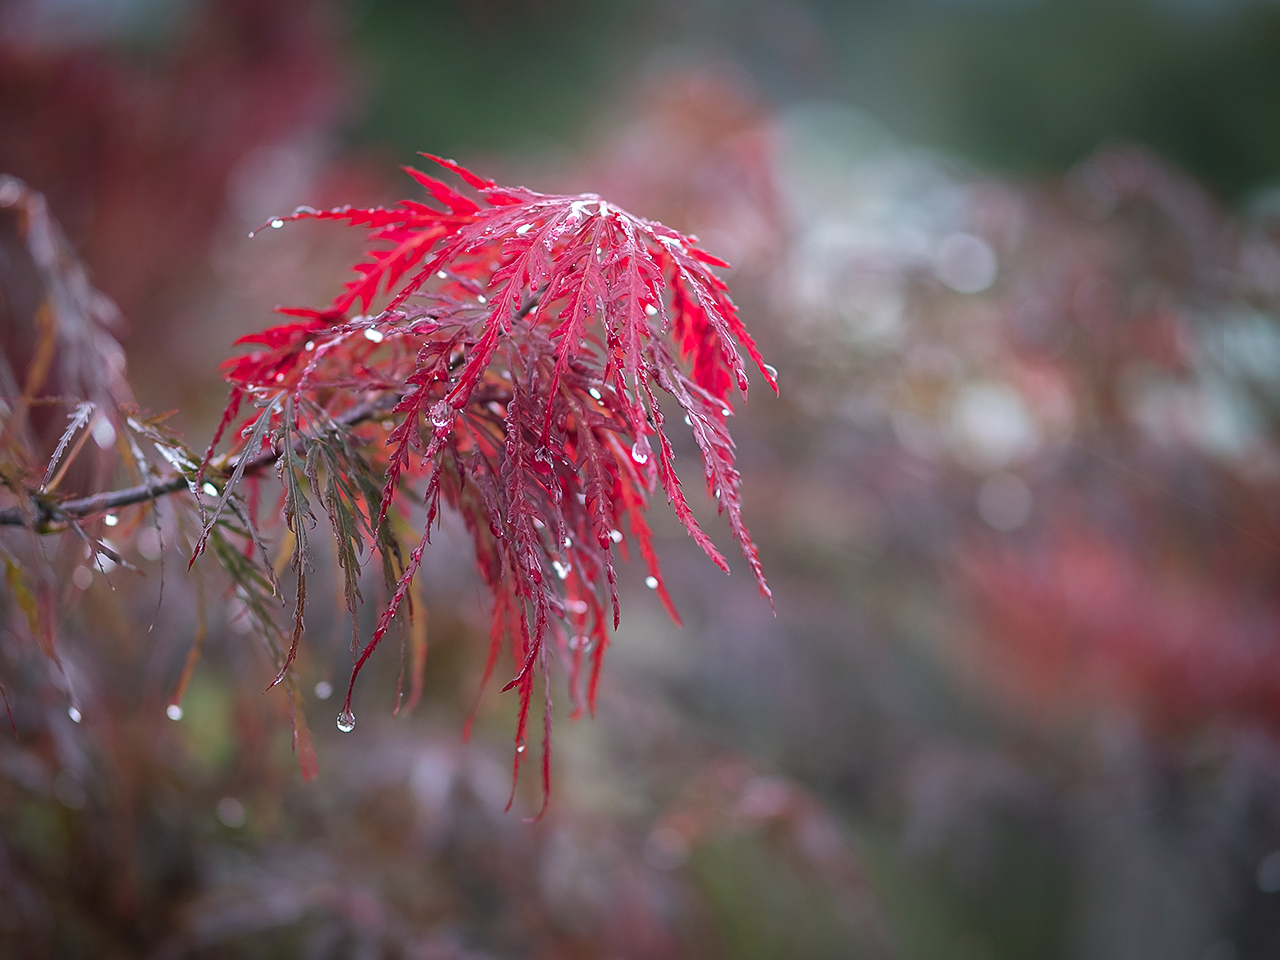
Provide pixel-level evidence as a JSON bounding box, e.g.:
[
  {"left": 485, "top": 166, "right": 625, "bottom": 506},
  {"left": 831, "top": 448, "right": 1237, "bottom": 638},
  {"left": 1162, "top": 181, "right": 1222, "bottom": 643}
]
[{"left": 4, "top": 0, "right": 1280, "bottom": 958}]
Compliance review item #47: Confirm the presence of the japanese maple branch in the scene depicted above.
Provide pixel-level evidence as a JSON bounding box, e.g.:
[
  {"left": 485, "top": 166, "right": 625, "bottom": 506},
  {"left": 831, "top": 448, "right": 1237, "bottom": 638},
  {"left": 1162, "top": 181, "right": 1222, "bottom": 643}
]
[
  {"left": 0, "top": 391, "right": 403, "bottom": 528},
  {"left": 1, "top": 292, "right": 543, "bottom": 530}
]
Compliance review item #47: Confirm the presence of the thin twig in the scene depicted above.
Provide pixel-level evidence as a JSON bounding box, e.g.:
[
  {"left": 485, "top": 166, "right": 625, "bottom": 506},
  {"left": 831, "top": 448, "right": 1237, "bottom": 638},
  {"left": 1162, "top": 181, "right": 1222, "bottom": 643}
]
[{"left": 0, "top": 392, "right": 402, "bottom": 529}]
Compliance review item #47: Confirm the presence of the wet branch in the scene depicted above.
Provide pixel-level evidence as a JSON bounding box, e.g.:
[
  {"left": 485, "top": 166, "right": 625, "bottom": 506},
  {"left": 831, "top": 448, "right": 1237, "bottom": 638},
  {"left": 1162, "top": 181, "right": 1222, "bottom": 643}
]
[{"left": 0, "top": 392, "right": 402, "bottom": 529}]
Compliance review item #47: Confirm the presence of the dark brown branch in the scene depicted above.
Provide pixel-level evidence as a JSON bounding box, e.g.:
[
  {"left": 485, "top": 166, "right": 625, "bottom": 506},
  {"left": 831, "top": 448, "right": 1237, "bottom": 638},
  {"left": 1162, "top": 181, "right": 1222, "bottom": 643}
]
[{"left": 0, "top": 391, "right": 402, "bottom": 529}]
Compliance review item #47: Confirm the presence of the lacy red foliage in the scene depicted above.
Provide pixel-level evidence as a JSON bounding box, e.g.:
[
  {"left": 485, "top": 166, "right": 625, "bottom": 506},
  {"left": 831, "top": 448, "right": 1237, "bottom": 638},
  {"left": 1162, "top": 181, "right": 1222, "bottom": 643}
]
[{"left": 201, "top": 156, "right": 776, "bottom": 807}]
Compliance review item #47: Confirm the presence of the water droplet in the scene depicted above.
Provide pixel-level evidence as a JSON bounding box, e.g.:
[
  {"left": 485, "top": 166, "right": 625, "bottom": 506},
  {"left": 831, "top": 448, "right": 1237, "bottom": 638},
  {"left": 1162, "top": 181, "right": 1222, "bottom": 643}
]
[
  {"left": 477, "top": 294, "right": 487, "bottom": 304},
  {"left": 314, "top": 681, "right": 333, "bottom": 700},
  {"left": 516, "top": 744, "right": 526, "bottom": 753},
  {"left": 68, "top": 706, "right": 82, "bottom": 723},
  {"left": 304, "top": 340, "right": 315, "bottom": 351},
  {"left": 270, "top": 219, "right": 284, "bottom": 229},
  {"left": 202, "top": 482, "right": 219, "bottom": 497},
  {"left": 570, "top": 634, "right": 591, "bottom": 651},
  {"left": 429, "top": 401, "right": 454, "bottom": 429},
  {"left": 609, "top": 529, "right": 623, "bottom": 544},
  {"left": 166, "top": 704, "right": 183, "bottom": 721},
  {"left": 87, "top": 413, "right": 115, "bottom": 449},
  {"left": 721, "top": 407, "right": 732, "bottom": 417},
  {"left": 275, "top": 372, "right": 285, "bottom": 381},
  {"left": 552, "top": 561, "right": 570, "bottom": 580},
  {"left": 533, "top": 518, "right": 545, "bottom": 530},
  {"left": 589, "top": 388, "right": 602, "bottom": 400},
  {"left": 763, "top": 363, "right": 778, "bottom": 380},
  {"left": 631, "top": 439, "right": 650, "bottom": 464},
  {"left": 216, "top": 796, "right": 246, "bottom": 828},
  {"left": 336, "top": 710, "right": 356, "bottom": 733},
  {"left": 644, "top": 576, "right": 659, "bottom": 589},
  {"left": 563, "top": 535, "right": 573, "bottom": 547},
  {"left": 363, "top": 328, "right": 384, "bottom": 343},
  {"left": 645, "top": 304, "right": 658, "bottom": 316},
  {"left": 516, "top": 223, "right": 532, "bottom": 235},
  {"left": 683, "top": 415, "right": 692, "bottom": 425},
  {"left": 437, "top": 270, "right": 448, "bottom": 279},
  {"left": 103, "top": 514, "right": 118, "bottom": 527}
]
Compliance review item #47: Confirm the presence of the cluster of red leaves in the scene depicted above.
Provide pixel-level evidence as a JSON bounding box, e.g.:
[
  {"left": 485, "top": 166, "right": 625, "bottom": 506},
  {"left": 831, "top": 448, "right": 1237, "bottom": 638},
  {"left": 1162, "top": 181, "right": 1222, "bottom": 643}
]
[
  {"left": 959, "top": 522, "right": 1280, "bottom": 736},
  {"left": 199, "top": 156, "right": 775, "bottom": 806}
]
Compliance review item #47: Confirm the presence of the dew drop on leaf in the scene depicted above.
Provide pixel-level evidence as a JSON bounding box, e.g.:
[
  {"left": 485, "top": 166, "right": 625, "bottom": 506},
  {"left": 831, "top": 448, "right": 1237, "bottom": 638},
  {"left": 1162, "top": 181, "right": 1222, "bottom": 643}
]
[
  {"left": 477, "top": 295, "right": 486, "bottom": 304},
  {"left": 270, "top": 219, "right": 284, "bottom": 229},
  {"left": 429, "top": 401, "right": 454, "bottom": 429},
  {"left": 631, "top": 439, "right": 650, "bottom": 464},
  {"left": 609, "top": 529, "right": 623, "bottom": 544},
  {"left": 304, "top": 340, "right": 315, "bottom": 351},
  {"left": 68, "top": 706, "right": 82, "bottom": 723},
  {"left": 336, "top": 710, "right": 356, "bottom": 733},
  {"left": 363, "top": 328, "right": 384, "bottom": 343},
  {"left": 517, "top": 744, "right": 526, "bottom": 753},
  {"left": 166, "top": 704, "right": 183, "bottom": 721},
  {"left": 589, "top": 388, "right": 602, "bottom": 400},
  {"left": 552, "top": 561, "right": 570, "bottom": 580},
  {"left": 103, "top": 514, "right": 118, "bottom": 527},
  {"left": 644, "top": 304, "right": 658, "bottom": 316},
  {"left": 763, "top": 363, "right": 778, "bottom": 380},
  {"left": 644, "top": 576, "right": 659, "bottom": 589},
  {"left": 721, "top": 407, "right": 732, "bottom": 417}
]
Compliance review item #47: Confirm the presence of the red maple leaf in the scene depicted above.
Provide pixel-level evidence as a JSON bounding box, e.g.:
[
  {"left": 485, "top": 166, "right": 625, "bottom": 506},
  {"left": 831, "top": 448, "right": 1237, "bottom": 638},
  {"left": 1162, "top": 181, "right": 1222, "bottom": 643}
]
[{"left": 199, "top": 155, "right": 776, "bottom": 810}]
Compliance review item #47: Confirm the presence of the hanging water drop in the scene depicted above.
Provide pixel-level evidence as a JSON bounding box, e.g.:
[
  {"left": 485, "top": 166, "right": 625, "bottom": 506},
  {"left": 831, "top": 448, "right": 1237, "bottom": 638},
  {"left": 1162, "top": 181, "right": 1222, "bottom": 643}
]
[
  {"left": 552, "top": 561, "right": 570, "bottom": 580},
  {"left": 645, "top": 304, "right": 658, "bottom": 317},
  {"left": 429, "top": 401, "right": 453, "bottom": 429},
  {"left": 589, "top": 388, "right": 602, "bottom": 400},
  {"left": 103, "top": 514, "right": 118, "bottom": 527},
  {"left": 270, "top": 219, "right": 284, "bottom": 229},
  {"left": 336, "top": 710, "right": 356, "bottom": 733},
  {"left": 722, "top": 407, "right": 732, "bottom": 417},
  {"left": 644, "top": 576, "right": 659, "bottom": 589},
  {"left": 516, "top": 744, "right": 526, "bottom": 753},
  {"left": 609, "top": 529, "right": 623, "bottom": 544},
  {"left": 304, "top": 340, "right": 315, "bottom": 351},
  {"left": 563, "top": 535, "right": 572, "bottom": 548},
  {"left": 477, "top": 295, "right": 486, "bottom": 304},
  {"left": 631, "top": 439, "right": 649, "bottom": 464},
  {"left": 363, "top": 328, "right": 384, "bottom": 343},
  {"left": 763, "top": 363, "right": 778, "bottom": 380},
  {"left": 68, "top": 706, "right": 82, "bottom": 723},
  {"left": 437, "top": 270, "right": 448, "bottom": 279},
  {"left": 166, "top": 704, "right": 183, "bottom": 721},
  {"left": 202, "top": 482, "right": 219, "bottom": 497}
]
